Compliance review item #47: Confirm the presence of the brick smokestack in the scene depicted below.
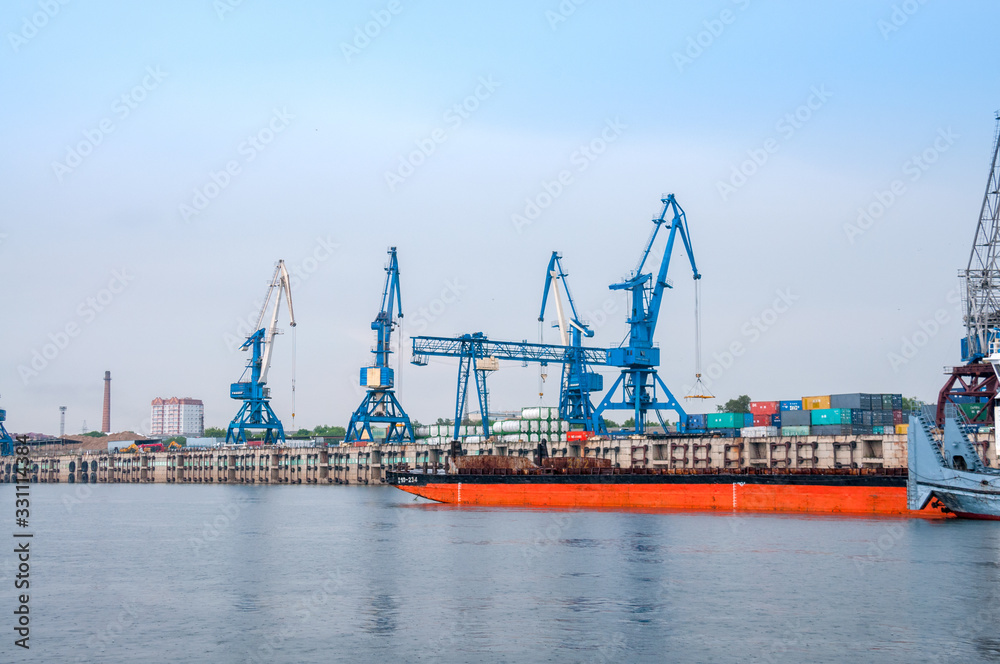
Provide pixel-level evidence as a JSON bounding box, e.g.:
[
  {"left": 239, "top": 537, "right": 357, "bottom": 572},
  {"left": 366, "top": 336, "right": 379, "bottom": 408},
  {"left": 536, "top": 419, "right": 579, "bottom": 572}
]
[{"left": 102, "top": 371, "right": 111, "bottom": 433}]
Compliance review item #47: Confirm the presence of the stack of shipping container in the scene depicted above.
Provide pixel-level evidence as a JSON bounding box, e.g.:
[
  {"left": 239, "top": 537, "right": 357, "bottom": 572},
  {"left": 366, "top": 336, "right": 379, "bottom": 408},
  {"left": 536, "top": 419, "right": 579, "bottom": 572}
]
[{"left": 685, "top": 393, "right": 908, "bottom": 437}]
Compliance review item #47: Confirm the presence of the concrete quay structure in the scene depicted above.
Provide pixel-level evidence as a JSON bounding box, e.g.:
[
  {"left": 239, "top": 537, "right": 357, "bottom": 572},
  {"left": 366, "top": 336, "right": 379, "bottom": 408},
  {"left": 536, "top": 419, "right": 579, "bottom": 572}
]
[{"left": 2, "top": 433, "right": 995, "bottom": 485}]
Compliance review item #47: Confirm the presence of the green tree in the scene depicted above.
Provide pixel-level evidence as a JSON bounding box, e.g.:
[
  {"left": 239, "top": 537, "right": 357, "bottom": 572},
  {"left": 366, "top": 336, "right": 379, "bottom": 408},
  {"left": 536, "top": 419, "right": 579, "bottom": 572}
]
[
  {"left": 622, "top": 418, "right": 635, "bottom": 428},
  {"left": 312, "top": 425, "right": 346, "bottom": 437},
  {"left": 83, "top": 431, "right": 105, "bottom": 438},
  {"left": 603, "top": 419, "right": 620, "bottom": 429},
  {"left": 204, "top": 427, "right": 226, "bottom": 438},
  {"left": 294, "top": 428, "right": 310, "bottom": 437},
  {"left": 435, "top": 418, "right": 453, "bottom": 426},
  {"left": 717, "top": 395, "right": 751, "bottom": 413},
  {"left": 902, "top": 396, "right": 926, "bottom": 413},
  {"left": 164, "top": 435, "right": 186, "bottom": 446}
]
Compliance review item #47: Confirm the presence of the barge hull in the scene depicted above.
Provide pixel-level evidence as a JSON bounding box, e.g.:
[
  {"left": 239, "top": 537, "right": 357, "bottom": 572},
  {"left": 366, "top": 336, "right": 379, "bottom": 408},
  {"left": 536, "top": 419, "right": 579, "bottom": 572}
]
[{"left": 391, "top": 473, "right": 948, "bottom": 518}]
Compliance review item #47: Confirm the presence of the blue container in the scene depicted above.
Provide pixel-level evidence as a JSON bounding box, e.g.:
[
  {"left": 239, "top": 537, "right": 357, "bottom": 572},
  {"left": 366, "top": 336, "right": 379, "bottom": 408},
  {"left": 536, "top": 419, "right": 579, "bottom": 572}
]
[
  {"left": 743, "top": 413, "right": 754, "bottom": 427},
  {"left": 770, "top": 413, "right": 781, "bottom": 426},
  {"left": 686, "top": 414, "right": 707, "bottom": 429},
  {"left": 891, "top": 394, "right": 903, "bottom": 410},
  {"left": 779, "top": 400, "right": 802, "bottom": 412},
  {"left": 831, "top": 394, "right": 864, "bottom": 410},
  {"left": 717, "top": 428, "right": 740, "bottom": 438},
  {"left": 686, "top": 428, "right": 707, "bottom": 435}
]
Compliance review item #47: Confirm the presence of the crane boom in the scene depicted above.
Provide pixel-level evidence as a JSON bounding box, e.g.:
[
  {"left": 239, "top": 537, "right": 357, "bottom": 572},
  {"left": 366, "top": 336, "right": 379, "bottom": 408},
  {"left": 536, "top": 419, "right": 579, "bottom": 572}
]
[{"left": 257, "top": 261, "right": 296, "bottom": 386}]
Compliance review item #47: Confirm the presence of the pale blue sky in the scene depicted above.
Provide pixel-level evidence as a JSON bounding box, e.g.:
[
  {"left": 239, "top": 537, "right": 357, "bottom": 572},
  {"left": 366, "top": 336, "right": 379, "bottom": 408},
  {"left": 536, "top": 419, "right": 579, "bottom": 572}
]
[{"left": 3, "top": 0, "right": 998, "bottom": 434}]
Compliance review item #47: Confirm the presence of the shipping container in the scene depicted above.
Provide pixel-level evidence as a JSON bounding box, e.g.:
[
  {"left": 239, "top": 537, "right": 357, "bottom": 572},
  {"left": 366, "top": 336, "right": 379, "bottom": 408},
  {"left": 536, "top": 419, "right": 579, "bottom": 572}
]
[
  {"left": 686, "top": 414, "right": 707, "bottom": 429},
  {"left": 752, "top": 413, "right": 772, "bottom": 427},
  {"left": 811, "top": 408, "right": 849, "bottom": 425},
  {"left": 873, "top": 426, "right": 884, "bottom": 435},
  {"left": 830, "top": 393, "right": 865, "bottom": 410},
  {"left": 895, "top": 424, "right": 909, "bottom": 435},
  {"left": 750, "top": 401, "right": 779, "bottom": 415},
  {"left": 770, "top": 413, "right": 781, "bottom": 427},
  {"left": 743, "top": 413, "right": 754, "bottom": 427},
  {"left": 715, "top": 428, "right": 740, "bottom": 438},
  {"left": 780, "top": 425, "right": 811, "bottom": 436},
  {"left": 741, "top": 426, "right": 779, "bottom": 438},
  {"left": 881, "top": 394, "right": 894, "bottom": 410},
  {"left": 779, "top": 400, "right": 802, "bottom": 411},
  {"left": 707, "top": 413, "right": 743, "bottom": 429},
  {"left": 891, "top": 395, "right": 903, "bottom": 410},
  {"left": 853, "top": 425, "right": 874, "bottom": 435},
  {"left": 812, "top": 424, "right": 852, "bottom": 435},
  {"left": 686, "top": 428, "right": 708, "bottom": 435},
  {"left": 801, "top": 396, "right": 832, "bottom": 410},
  {"left": 782, "top": 410, "right": 811, "bottom": 426},
  {"left": 566, "top": 431, "right": 590, "bottom": 442},
  {"left": 892, "top": 410, "right": 904, "bottom": 425},
  {"left": 960, "top": 403, "right": 989, "bottom": 421}
]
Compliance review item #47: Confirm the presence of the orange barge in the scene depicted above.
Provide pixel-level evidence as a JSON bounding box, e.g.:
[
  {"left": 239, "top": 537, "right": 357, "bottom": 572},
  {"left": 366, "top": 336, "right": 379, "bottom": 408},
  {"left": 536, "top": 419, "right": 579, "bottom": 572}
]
[{"left": 387, "top": 468, "right": 950, "bottom": 518}]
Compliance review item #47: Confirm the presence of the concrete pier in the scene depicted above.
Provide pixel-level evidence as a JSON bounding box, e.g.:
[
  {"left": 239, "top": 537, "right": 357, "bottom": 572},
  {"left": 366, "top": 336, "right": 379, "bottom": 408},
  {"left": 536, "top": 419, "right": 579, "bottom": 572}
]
[{"left": 2, "top": 432, "right": 995, "bottom": 484}]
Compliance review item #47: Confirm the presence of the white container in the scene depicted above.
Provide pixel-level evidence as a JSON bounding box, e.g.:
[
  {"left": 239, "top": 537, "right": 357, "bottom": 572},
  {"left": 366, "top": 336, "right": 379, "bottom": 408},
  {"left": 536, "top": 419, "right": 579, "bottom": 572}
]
[
  {"left": 741, "top": 426, "right": 779, "bottom": 438},
  {"left": 558, "top": 421, "right": 569, "bottom": 433},
  {"left": 520, "top": 420, "right": 530, "bottom": 433},
  {"left": 502, "top": 433, "right": 521, "bottom": 443},
  {"left": 498, "top": 420, "right": 521, "bottom": 433},
  {"left": 521, "top": 407, "right": 542, "bottom": 420},
  {"left": 465, "top": 436, "right": 483, "bottom": 444},
  {"left": 529, "top": 433, "right": 540, "bottom": 443},
  {"left": 539, "top": 421, "right": 550, "bottom": 433}
]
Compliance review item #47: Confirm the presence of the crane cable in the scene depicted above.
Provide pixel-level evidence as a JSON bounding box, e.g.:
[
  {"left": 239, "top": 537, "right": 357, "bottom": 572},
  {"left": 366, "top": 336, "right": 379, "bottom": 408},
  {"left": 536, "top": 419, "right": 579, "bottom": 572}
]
[
  {"left": 686, "top": 279, "right": 714, "bottom": 400},
  {"left": 291, "top": 325, "right": 297, "bottom": 429}
]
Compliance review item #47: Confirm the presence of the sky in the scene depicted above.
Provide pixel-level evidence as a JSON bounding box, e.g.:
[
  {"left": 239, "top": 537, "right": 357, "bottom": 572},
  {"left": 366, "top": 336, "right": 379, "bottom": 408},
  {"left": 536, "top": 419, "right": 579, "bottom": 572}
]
[{"left": 2, "top": 0, "right": 999, "bottom": 436}]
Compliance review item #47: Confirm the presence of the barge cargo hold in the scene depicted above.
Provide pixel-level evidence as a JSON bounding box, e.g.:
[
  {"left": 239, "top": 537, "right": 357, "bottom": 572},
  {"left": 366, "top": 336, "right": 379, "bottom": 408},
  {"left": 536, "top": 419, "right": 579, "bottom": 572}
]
[{"left": 387, "top": 467, "right": 950, "bottom": 518}]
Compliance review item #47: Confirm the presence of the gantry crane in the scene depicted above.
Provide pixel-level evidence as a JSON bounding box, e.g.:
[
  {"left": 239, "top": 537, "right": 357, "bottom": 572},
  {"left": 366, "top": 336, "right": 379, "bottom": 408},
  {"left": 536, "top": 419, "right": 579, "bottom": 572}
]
[
  {"left": 345, "top": 247, "right": 414, "bottom": 444},
  {"left": 593, "top": 193, "right": 701, "bottom": 434},
  {"left": 227, "top": 260, "right": 296, "bottom": 445},
  {"left": 0, "top": 399, "right": 14, "bottom": 457},
  {"left": 412, "top": 333, "right": 610, "bottom": 440},
  {"left": 538, "top": 252, "right": 607, "bottom": 433}
]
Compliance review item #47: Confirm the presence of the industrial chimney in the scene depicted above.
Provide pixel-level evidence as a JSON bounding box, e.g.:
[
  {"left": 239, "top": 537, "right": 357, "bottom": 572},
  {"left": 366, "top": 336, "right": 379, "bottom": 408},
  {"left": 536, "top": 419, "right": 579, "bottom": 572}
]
[{"left": 102, "top": 371, "right": 111, "bottom": 433}]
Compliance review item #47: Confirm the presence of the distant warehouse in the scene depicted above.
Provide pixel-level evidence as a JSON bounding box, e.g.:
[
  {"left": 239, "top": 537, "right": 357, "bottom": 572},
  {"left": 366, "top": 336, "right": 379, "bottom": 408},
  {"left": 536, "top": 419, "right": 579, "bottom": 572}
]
[{"left": 150, "top": 397, "right": 204, "bottom": 437}]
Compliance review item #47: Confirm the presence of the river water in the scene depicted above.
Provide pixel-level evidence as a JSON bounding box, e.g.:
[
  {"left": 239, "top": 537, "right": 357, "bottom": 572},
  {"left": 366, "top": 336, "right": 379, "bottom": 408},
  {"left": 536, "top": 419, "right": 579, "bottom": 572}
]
[{"left": 1, "top": 484, "right": 998, "bottom": 663}]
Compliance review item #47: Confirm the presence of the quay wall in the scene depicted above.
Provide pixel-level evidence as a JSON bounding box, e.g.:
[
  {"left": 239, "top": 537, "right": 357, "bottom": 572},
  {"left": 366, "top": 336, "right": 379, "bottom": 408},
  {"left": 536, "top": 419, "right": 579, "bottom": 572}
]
[{"left": 2, "top": 433, "right": 995, "bottom": 484}]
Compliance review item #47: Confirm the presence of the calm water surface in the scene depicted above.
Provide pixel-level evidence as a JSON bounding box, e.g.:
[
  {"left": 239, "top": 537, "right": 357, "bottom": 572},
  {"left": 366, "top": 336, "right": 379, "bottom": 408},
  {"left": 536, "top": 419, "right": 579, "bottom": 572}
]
[{"left": 1, "top": 484, "right": 999, "bottom": 663}]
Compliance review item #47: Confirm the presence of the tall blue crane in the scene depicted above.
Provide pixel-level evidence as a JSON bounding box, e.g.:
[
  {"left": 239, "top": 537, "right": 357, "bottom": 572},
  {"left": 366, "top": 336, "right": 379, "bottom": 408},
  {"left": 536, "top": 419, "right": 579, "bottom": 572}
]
[
  {"left": 412, "top": 333, "right": 610, "bottom": 440},
  {"left": 346, "top": 247, "right": 415, "bottom": 444},
  {"left": 594, "top": 193, "right": 701, "bottom": 434},
  {"left": 227, "top": 260, "right": 297, "bottom": 445},
  {"left": 0, "top": 401, "right": 14, "bottom": 457},
  {"left": 538, "top": 252, "right": 607, "bottom": 433}
]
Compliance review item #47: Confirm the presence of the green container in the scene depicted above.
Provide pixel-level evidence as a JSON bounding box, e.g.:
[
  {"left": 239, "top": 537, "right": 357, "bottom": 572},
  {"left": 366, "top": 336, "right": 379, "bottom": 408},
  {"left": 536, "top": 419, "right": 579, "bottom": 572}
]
[
  {"left": 873, "top": 426, "right": 884, "bottom": 434},
  {"left": 811, "top": 408, "right": 848, "bottom": 426},
  {"left": 960, "top": 403, "right": 988, "bottom": 421},
  {"left": 781, "top": 426, "right": 811, "bottom": 436},
  {"left": 707, "top": 413, "right": 743, "bottom": 429}
]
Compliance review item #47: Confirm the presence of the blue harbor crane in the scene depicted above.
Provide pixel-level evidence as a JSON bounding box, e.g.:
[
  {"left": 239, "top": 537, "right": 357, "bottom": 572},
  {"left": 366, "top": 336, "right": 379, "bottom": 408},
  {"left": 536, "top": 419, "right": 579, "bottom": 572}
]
[
  {"left": 0, "top": 400, "right": 14, "bottom": 457},
  {"left": 227, "top": 261, "right": 297, "bottom": 445},
  {"left": 538, "top": 252, "right": 607, "bottom": 434},
  {"left": 412, "top": 333, "right": 610, "bottom": 440},
  {"left": 345, "top": 247, "right": 415, "bottom": 444},
  {"left": 593, "top": 193, "right": 701, "bottom": 434}
]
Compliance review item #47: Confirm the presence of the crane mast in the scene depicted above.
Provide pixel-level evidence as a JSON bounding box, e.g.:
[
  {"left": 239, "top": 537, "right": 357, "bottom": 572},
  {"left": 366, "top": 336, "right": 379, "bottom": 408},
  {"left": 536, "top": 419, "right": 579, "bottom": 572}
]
[
  {"left": 964, "top": 114, "right": 1000, "bottom": 362},
  {"left": 345, "top": 247, "right": 414, "bottom": 444},
  {"left": 539, "top": 252, "right": 606, "bottom": 433},
  {"left": 227, "top": 261, "right": 296, "bottom": 445}
]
